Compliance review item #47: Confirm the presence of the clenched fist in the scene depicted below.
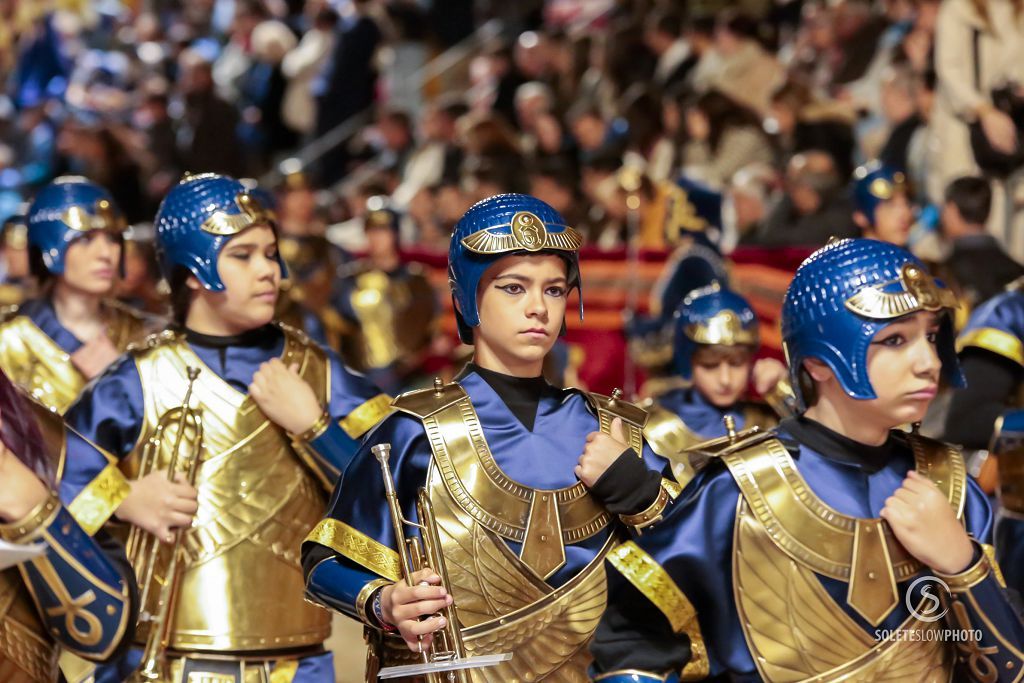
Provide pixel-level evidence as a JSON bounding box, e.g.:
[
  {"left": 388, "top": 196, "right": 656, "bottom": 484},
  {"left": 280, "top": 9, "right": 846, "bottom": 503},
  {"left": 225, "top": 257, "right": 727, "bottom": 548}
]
[
  {"left": 576, "top": 417, "right": 631, "bottom": 487},
  {"left": 880, "top": 470, "right": 975, "bottom": 575},
  {"left": 249, "top": 359, "right": 323, "bottom": 434}
]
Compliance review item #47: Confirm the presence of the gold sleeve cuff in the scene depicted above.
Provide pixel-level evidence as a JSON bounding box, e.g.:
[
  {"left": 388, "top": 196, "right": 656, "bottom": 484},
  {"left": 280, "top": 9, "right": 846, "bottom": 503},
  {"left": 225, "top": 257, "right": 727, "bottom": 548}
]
[
  {"left": 339, "top": 393, "right": 393, "bottom": 439},
  {"left": 607, "top": 541, "right": 709, "bottom": 679},
  {"left": 304, "top": 518, "right": 401, "bottom": 582},
  {"left": 0, "top": 492, "right": 60, "bottom": 543},
  {"left": 619, "top": 484, "right": 670, "bottom": 532},
  {"left": 356, "top": 578, "right": 393, "bottom": 628},
  {"left": 289, "top": 408, "right": 332, "bottom": 443},
  {"left": 934, "top": 546, "right": 992, "bottom": 592},
  {"left": 66, "top": 463, "right": 131, "bottom": 536}
]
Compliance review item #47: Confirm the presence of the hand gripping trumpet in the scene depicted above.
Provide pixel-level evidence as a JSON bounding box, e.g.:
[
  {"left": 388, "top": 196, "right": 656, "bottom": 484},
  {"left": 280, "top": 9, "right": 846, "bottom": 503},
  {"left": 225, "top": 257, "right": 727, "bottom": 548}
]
[
  {"left": 126, "top": 367, "right": 203, "bottom": 682},
  {"left": 371, "top": 443, "right": 510, "bottom": 681}
]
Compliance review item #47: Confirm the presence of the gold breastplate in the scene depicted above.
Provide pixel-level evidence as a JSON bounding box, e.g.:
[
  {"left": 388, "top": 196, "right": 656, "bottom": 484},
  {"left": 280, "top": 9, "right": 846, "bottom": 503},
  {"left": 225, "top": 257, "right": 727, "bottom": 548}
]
[
  {"left": 126, "top": 327, "right": 331, "bottom": 653},
  {"left": 344, "top": 268, "right": 434, "bottom": 372},
  {"left": 721, "top": 433, "right": 965, "bottom": 682},
  {"left": 0, "top": 569, "right": 59, "bottom": 683},
  {"left": 381, "top": 384, "right": 645, "bottom": 681},
  {"left": 0, "top": 301, "right": 148, "bottom": 414}
]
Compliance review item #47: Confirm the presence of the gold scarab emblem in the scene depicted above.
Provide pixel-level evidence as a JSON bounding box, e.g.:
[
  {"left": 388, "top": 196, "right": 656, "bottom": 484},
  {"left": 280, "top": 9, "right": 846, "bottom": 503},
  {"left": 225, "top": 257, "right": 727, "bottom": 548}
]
[{"left": 511, "top": 211, "right": 547, "bottom": 252}]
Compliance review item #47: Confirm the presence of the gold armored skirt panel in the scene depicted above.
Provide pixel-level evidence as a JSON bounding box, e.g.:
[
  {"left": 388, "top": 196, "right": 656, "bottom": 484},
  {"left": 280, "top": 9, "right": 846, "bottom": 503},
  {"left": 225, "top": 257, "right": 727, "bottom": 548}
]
[
  {"left": 127, "top": 332, "right": 331, "bottom": 653},
  {"left": 0, "top": 569, "right": 59, "bottom": 683},
  {"left": 373, "top": 460, "right": 613, "bottom": 683}
]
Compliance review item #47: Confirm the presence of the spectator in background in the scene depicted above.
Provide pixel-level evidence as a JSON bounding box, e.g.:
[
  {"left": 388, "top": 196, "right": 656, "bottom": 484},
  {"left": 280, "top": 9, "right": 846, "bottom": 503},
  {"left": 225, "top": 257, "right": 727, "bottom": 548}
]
[
  {"left": 747, "top": 150, "right": 858, "bottom": 246},
  {"left": 240, "top": 19, "right": 299, "bottom": 169},
  {"left": 213, "top": 0, "right": 268, "bottom": 102},
  {"left": 644, "top": 9, "right": 693, "bottom": 93},
  {"left": 486, "top": 42, "right": 528, "bottom": 128},
  {"left": 767, "top": 79, "right": 856, "bottom": 178},
  {"left": 392, "top": 96, "right": 467, "bottom": 207},
  {"left": 282, "top": 6, "right": 337, "bottom": 138},
  {"left": 528, "top": 156, "right": 591, "bottom": 239},
  {"left": 133, "top": 79, "right": 180, "bottom": 203},
  {"left": 940, "top": 175, "right": 1023, "bottom": 311},
  {"left": 680, "top": 89, "right": 774, "bottom": 188},
  {"left": 930, "top": 0, "right": 1024, "bottom": 260},
  {"left": 177, "top": 48, "right": 244, "bottom": 178},
  {"left": 693, "top": 10, "right": 784, "bottom": 115},
  {"left": 314, "top": 0, "right": 382, "bottom": 182},
  {"left": 877, "top": 65, "right": 925, "bottom": 173}
]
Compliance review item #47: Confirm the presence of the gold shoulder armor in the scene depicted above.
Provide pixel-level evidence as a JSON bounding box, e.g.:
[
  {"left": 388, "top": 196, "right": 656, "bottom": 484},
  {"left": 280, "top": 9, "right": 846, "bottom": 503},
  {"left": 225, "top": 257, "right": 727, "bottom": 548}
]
[
  {"left": 0, "top": 303, "right": 20, "bottom": 321},
  {"left": 126, "top": 328, "right": 180, "bottom": 355},
  {"left": 276, "top": 320, "right": 312, "bottom": 346},
  {"left": 584, "top": 390, "right": 648, "bottom": 428},
  {"left": 390, "top": 379, "right": 467, "bottom": 419}
]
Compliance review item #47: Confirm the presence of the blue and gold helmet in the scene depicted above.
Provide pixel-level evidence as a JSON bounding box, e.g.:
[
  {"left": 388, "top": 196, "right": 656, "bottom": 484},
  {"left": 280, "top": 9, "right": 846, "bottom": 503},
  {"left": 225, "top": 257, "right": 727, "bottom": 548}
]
[
  {"left": 672, "top": 283, "right": 759, "bottom": 380},
  {"left": 782, "top": 238, "right": 964, "bottom": 410},
  {"left": 27, "top": 176, "right": 126, "bottom": 275},
  {"left": 154, "top": 173, "right": 286, "bottom": 291},
  {"left": 852, "top": 161, "right": 908, "bottom": 224},
  {"left": 449, "top": 193, "right": 583, "bottom": 344}
]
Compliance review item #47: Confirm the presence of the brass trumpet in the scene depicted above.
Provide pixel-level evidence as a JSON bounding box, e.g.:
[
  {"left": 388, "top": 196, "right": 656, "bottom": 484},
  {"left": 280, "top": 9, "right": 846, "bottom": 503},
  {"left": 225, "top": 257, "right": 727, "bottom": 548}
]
[
  {"left": 126, "top": 367, "right": 204, "bottom": 682},
  {"left": 373, "top": 442, "right": 467, "bottom": 683}
]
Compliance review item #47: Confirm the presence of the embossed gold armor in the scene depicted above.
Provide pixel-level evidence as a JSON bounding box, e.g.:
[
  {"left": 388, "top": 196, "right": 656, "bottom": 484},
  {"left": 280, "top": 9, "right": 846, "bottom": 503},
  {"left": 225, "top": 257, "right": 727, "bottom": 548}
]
[
  {"left": 123, "top": 328, "right": 331, "bottom": 653},
  {"left": 372, "top": 384, "right": 646, "bottom": 682},
  {"left": 720, "top": 432, "right": 966, "bottom": 681},
  {"left": 0, "top": 300, "right": 149, "bottom": 414},
  {"left": 341, "top": 266, "right": 435, "bottom": 374},
  {"left": 0, "top": 569, "right": 59, "bottom": 683}
]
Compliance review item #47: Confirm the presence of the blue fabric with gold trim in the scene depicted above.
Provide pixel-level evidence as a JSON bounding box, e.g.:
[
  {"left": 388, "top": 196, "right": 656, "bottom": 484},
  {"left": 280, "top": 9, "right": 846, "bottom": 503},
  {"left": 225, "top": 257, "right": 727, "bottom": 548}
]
[
  {"left": 58, "top": 325, "right": 382, "bottom": 512},
  {"left": 154, "top": 173, "right": 288, "bottom": 291},
  {"left": 992, "top": 408, "right": 1024, "bottom": 604},
  {"left": 448, "top": 193, "right": 583, "bottom": 343},
  {"left": 852, "top": 161, "right": 908, "bottom": 224},
  {"left": 15, "top": 501, "right": 135, "bottom": 660},
  {"left": 656, "top": 388, "right": 750, "bottom": 440},
  {"left": 17, "top": 297, "right": 88, "bottom": 354},
  {"left": 671, "top": 284, "right": 757, "bottom": 381},
  {"left": 27, "top": 176, "right": 126, "bottom": 275},
  {"left": 782, "top": 238, "right": 964, "bottom": 410},
  {"left": 302, "top": 370, "right": 668, "bottom": 608},
  {"left": 958, "top": 289, "right": 1024, "bottom": 368},
  {"left": 591, "top": 426, "right": 1001, "bottom": 680}
]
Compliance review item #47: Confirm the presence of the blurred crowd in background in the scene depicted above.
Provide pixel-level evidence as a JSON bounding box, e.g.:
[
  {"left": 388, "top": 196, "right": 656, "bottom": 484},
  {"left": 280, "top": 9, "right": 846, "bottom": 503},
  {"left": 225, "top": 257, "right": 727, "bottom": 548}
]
[{"left": 3, "top": 0, "right": 1024, "bottom": 392}]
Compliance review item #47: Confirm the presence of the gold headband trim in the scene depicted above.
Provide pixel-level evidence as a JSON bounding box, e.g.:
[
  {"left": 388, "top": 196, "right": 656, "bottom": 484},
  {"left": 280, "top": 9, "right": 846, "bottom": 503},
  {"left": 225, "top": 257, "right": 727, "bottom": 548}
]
[
  {"left": 460, "top": 211, "right": 582, "bottom": 255},
  {"left": 201, "top": 192, "right": 276, "bottom": 236},
  {"left": 685, "top": 310, "right": 758, "bottom": 346},
  {"left": 61, "top": 199, "right": 126, "bottom": 234},
  {"left": 844, "top": 263, "right": 958, "bottom": 320}
]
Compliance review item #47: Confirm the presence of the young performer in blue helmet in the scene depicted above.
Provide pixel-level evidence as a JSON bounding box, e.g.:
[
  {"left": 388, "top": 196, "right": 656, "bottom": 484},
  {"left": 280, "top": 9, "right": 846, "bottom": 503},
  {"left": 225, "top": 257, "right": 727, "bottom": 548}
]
[
  {"left": 0, "top": 177, "right": 151, "bottom": 414},
  {"left": 642, "top": 283, "right": 791, "bottom": 485},
  {"left": 852, "top": 161, "right": 915, "bottom": 247},
  {"left": 0, "top": 367, "right": 138, "bottom": 681},
  {"left": 56, "top": 173, "right": 390, "bottom": 682},
  {"left": 590, "top": 238, "right": 1024, "bottom": 682},
  {"left": 301, "top": 193, "right": 682, "bottom": 681}
]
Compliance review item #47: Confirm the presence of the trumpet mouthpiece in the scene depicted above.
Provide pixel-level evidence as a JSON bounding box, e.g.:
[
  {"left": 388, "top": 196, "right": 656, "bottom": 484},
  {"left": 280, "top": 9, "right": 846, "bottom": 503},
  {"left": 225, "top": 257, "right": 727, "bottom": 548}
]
[{"left": 371, "top": 443, "right": 392, "bottom": 463}]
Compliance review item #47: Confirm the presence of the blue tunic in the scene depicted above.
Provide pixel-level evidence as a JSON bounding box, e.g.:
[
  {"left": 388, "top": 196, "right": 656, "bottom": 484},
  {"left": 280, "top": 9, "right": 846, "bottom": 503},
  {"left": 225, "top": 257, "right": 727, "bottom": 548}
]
[
  {"left": 592, "top": 421, "right": 1024, "bottom": 680},
  {"left": 305, "top": 369, "right": 668, "bottom": 615},
  {"left": 57, "top": 324, "right": 385, "bottom": 683}
]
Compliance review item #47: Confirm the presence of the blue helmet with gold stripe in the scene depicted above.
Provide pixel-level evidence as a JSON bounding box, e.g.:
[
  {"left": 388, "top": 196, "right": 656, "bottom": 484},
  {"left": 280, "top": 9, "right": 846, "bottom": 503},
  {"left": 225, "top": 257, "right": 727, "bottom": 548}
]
[
  {"left": 154, "top": 173, "right": 286, "bottom": 291},
  {"left": 27, "top": 176, "right": 126, "bottom": 275},
  {"left": 782, "top": 238, "right": 964, "bottom": 409},
  {"left": 672, "top": 283, "right": 759, "bottom": 380},
  {"left": 449, "top": 193, "right": 583, "bottom": 343},
  {"left": 852, "top": 161, "right": 908, "bottom": 225}
]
